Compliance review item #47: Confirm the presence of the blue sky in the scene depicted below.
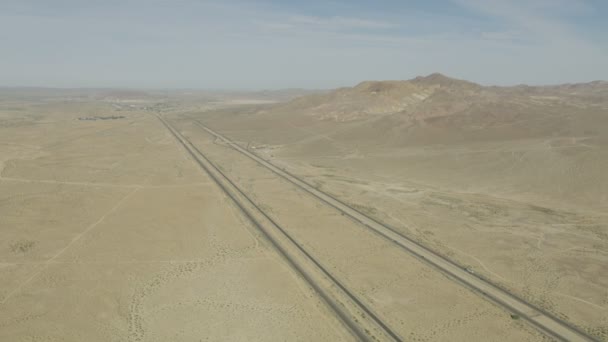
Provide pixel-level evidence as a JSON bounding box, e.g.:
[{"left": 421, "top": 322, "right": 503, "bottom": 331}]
[{"left": 1, "top": 0, "right": 607, "bottom": 89}]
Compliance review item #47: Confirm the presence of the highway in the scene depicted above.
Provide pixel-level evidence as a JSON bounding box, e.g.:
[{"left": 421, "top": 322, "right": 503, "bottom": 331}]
[
  {"left": 156, "top": 114, "right": 402, "bottom": 342},
  {"left": 193, "top": 119, "right": 599, "bottom": 342}
]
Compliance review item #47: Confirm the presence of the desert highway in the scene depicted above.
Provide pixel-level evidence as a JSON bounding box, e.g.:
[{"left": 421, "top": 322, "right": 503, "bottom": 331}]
[
  {"left": 156, "top": 114, "right": 402, "bottom": 341},
  {"left": 192, "top": 120, "right": 600, "bottom": 342}
]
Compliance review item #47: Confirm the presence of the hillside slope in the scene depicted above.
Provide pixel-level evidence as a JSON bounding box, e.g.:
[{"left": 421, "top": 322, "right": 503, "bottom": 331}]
[
  {"left": 200, "top": 73, "right": 608, "bottom": 212},
  {"left": 196, "top": 74, "right": 608, "bottom": 339}
]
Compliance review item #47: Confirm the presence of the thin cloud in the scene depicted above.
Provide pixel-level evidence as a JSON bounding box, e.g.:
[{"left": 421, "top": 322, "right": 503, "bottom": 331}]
[
  {"left": 0, "top": 0, "right": 606, "bottom": 88},
  {"left": 480, "top": 30, "right": 526, "bottom": 42},
  {"left": 451, "top": 0, "right": 594, "bottom": 44},
  {"left": 289, "top": 15, "right": 397, "bottom": 30}
]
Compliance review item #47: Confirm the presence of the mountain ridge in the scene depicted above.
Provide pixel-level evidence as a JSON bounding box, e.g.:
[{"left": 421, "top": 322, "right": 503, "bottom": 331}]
[{"left": 262, "top": 73, "right": 608, "bottom": 123}]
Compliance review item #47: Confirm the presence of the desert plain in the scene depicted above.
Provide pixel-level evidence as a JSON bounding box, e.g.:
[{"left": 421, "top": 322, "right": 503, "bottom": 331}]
[{"left": 1, "top": 75, "right": 607, "bottom": 341}]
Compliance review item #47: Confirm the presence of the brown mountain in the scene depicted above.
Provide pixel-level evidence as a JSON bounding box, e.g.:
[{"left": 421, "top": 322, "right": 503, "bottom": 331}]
[
  {"left": 267, "top": 73, "right": 607, "bottom": 124},
  {"left": 203, "top": 73, "right": 608, "bottom": 213}
]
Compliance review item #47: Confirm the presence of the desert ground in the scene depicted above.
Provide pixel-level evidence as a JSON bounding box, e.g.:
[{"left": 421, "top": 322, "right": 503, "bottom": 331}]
[
  {"left": 1, "top": 77, "right": 606, "bottom": 341},
  {"left": 193, "top": 75, "right": 608, "bottom": 340},
  {"left": 0, "top": 97, "right": 352, "bottom": 341}
]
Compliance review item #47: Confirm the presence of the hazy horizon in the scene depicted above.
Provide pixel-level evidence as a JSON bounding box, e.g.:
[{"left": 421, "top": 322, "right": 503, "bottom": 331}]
[
  {"left": 2, "top": 0, "right": 607, "bottom": 89},
  {"left": 1, "top": 72, "right": 607, "bottom": 92}
]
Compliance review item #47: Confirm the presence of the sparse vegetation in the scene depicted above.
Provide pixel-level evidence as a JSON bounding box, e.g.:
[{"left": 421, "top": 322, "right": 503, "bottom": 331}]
[
  {"left": 9, "top": 240, "right": 36, "bottom": 254},
  {"left": 78, "top": 115, "right": 125, "bottom": 121}
]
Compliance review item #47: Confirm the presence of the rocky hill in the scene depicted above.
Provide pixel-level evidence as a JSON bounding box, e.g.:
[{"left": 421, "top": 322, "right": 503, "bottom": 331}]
[{"left": 261, "top": 73, "right": 608, "bottom": 125}]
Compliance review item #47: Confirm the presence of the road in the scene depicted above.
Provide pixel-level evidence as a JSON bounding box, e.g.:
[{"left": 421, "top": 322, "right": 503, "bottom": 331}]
[
  {"left": 192, "top": 119, "right": 599, "bottom": 342},
  {"left": 156, "top": 114, "right": 401, "bottom": 341}
]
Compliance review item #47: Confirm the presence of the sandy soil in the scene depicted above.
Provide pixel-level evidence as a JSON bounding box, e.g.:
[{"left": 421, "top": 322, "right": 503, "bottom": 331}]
[
  {"left": 171, "top": 118, "right": 544, "bottom": 341},
  {"left": 2, "top": 87, "right": 604, "bottom": 341},
  {"left": 290, "top": 158, "right": 608, "bottom": 337},
  {"left": 0, "top": 100, "right": 352, "bottom": 341},
  {"left": 197, "top": 108, "right": 608, "bottom": 340}
]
